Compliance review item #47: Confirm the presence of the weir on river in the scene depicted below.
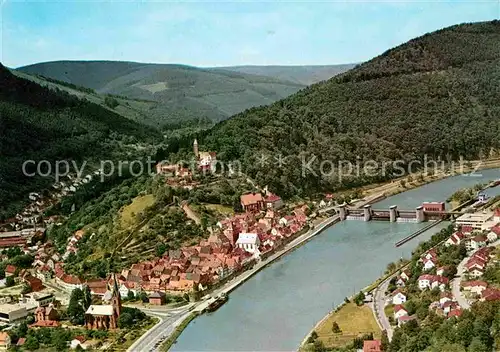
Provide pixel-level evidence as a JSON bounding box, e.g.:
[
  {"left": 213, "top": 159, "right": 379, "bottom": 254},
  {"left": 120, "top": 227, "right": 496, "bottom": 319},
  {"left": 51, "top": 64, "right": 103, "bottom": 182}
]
[{"left": 171, "top": 169, "right": 500, "bottom": 352}]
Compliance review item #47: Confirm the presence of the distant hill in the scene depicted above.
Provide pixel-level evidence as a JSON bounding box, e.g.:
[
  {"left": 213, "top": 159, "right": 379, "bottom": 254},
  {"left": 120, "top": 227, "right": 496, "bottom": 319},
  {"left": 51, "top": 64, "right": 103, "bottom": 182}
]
[
  {"left": 18, "top": 61, "right": 311, "bottom": 127},
  {"left": 0, "top": 64, "right": 160, "bottom": 217},
  {"left": 191, "top": 21, "right": 500, "bottom": 198},
  {"left": 217, "top": 64, "right": 356, "bottom": 85}
]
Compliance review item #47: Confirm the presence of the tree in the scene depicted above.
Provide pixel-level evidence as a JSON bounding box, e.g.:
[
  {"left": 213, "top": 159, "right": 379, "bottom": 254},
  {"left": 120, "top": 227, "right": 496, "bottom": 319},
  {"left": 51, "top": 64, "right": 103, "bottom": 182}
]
[
  {"left": 139, "top": 291, "right": 149, "bottom": 303},
  {"left": 354, "top": 291, "right": 365, "bottom": 306},
  {"left": 17, "top": 321, "right": 28, "bottom": 337},
  {"left": 468, "top": 337, "right": 490, "bottom": 352},
  {"left": 381, "top": 330, "right": 389, "bottom": 351},
  {"left": 67, "top": 288, "right": 85, "bottom": 325},
  {"left": 331, "top": 321, "right": 341, "bottom": 333},
  {"left": 5, "top": 276, "right": 15, "bottom": 287},
  {"left": 118, "top": 312, "right": 133, "bottom": 328},
  {"left": 21, "top": 283, "right": 32, "bottom": 294},
  {"left": 104, "top": 96, "right": 119, "bottom": 109},
  {"left": 24, "top": 335, "right": 40, "bottom": 351},
  {"left": 82, "top": 285, "right": 92, "bottom": 310},
  {"left": 127, "top": 290, "right": 135, "bottom": 301},
  {"left": 405, "top": 300, "right": 417, "bottom": 315}
]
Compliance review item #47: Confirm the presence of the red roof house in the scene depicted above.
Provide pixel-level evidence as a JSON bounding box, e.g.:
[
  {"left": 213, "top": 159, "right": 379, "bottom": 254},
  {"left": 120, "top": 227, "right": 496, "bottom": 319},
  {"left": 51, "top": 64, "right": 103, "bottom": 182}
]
[{"left": 363, "top": 340, "right": 382, "bottom": 352}]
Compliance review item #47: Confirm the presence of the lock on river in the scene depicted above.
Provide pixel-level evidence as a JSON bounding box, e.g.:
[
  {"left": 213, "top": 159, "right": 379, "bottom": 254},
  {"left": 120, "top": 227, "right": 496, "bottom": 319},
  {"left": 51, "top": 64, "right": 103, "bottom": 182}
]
[{"left": 171, "top": 169, "right": 500, "bottom": 352}]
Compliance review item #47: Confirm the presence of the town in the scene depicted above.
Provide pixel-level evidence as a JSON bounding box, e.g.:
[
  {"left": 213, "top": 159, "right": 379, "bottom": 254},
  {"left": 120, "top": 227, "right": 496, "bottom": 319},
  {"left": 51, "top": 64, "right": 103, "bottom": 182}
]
[{"left": 0, "top": 141, "right": 321, "bottom": 350}]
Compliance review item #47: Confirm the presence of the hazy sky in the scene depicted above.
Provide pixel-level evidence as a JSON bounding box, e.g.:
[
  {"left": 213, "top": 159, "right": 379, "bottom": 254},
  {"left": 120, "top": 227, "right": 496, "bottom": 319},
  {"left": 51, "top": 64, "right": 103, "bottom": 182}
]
[{"left": 1, "top": 1, "right": 499, "bottom": 68}]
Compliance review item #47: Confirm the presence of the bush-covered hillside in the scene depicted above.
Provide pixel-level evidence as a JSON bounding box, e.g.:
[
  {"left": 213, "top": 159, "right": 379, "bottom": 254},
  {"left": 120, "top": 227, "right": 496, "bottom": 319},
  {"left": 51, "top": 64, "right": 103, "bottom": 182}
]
[
  {"left": 0, "top": 64, "right": 160, "bottom": 217},
  {"left": 195, "top": 21, "right": 500, "bottom": 198}
]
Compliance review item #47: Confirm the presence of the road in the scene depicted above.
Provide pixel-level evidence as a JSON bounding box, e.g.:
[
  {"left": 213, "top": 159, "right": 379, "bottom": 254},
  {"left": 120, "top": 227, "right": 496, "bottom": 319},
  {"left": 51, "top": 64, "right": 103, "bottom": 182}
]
[
  {"left": 127, "top": 305, "right": 194, "bottom": 352},
  {"left": 452, "top": 250, "right": 472, "bottom": 309},
  {"left": 372, "top": 274, "right": 393, "bottom": 340},
  {"left": 451, "top": 239, "right": 500, "bottom": 309}
]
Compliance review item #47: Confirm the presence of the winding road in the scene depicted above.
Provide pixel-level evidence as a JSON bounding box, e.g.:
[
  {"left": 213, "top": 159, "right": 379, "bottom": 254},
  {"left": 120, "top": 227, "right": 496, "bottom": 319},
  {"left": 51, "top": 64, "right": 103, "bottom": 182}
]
[
  {"left": 127, "top": 305, "right": 194, "bottom": 352},
  {"left": 372, "top": 274, "right": 394, "bottom": 340}
]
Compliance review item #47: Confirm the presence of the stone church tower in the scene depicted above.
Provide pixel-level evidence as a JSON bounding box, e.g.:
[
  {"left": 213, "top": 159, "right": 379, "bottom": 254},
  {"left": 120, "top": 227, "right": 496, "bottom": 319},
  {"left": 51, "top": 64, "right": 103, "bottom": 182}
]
[
  {"left": 111, "top": 273, "right": 122, "bottom": 318},
  {"left": 193, "top": 139, "right": 199, "bottom": 159}
]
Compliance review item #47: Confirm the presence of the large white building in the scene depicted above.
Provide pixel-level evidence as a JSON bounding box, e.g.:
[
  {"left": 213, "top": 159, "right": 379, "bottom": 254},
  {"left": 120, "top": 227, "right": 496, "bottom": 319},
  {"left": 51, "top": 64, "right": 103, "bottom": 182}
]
[
  {"left": 0, "top": 304, "right": 30, "bottom": 323},
  {"left": 455, "top": 212, "right": 494, "bottom": 231},
  {"left": 236, "top": 233, "right": 260, "bottom": 254}
]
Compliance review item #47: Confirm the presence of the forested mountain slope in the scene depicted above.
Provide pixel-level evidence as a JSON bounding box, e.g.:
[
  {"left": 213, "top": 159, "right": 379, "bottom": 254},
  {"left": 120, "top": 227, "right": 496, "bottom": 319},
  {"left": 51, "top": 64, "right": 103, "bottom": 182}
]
[
  {"left": 0, "top": 64, "right": 160, "bottom": 217},
  {"left": 18, "top": 61, "right": 306, "bottom": 126},
  {"left": 219, "top": 64, "right": 356, "bottom": 85},
  {"left": 196, "top": 21, "right": 500, "bottom": 198}
]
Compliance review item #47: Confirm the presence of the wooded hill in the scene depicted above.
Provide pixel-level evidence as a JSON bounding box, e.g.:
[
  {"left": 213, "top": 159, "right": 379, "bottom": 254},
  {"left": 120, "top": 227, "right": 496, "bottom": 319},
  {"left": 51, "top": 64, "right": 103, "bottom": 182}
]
[
  {"left": 0, "top": 64, "right": 161, "bottom": 217},
  {"left": 193, "top": 21, "right": 500, "bottom": 198},
  {"left": 17, "top": 61, "right": 306, "bottom": 127}
]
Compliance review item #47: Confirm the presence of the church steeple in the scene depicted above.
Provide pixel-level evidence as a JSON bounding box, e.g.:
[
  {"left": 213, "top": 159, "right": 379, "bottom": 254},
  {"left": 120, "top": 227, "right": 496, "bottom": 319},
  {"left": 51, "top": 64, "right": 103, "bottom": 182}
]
[
  {"left": 111, "top": 273, "right": 121, "bottom": 317},
  {"left": 193, "top": 139, "right": 199, "bottom": 159}
]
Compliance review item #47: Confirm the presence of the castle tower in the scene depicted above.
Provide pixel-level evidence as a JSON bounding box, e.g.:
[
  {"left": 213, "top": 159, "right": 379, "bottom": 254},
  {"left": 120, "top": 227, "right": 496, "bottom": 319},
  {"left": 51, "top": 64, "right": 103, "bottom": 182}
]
[{"left": 193, "top": 139, "right": 199, "bottom": 159}]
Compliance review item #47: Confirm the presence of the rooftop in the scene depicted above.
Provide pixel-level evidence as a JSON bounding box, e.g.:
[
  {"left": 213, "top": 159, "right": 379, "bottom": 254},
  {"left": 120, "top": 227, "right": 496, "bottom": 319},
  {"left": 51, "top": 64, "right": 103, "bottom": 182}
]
[{"left": 85, "top": 305, "right": 114, "bottom": 316}]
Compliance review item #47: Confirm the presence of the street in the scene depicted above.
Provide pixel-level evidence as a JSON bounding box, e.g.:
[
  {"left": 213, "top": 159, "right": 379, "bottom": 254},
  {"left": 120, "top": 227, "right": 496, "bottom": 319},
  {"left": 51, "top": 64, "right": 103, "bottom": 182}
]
[
  {"left": 127, "top": 305, "right": 193, "bottom": 352},
  {"left": 372, "top": 275, "right": 393, "bottom": 340}
]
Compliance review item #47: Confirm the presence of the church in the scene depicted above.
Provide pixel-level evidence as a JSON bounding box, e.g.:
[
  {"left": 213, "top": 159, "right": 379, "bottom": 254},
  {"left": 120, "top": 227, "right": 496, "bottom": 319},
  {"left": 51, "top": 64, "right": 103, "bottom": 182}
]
[{"left": 84, "top": 274, "right": 121, "bottom": 330}]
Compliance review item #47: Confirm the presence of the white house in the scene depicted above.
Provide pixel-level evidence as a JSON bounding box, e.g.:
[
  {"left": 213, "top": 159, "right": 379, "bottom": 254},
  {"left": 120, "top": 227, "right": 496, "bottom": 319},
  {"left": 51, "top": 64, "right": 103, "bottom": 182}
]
[
  {"left": 445, "top": 231, "right": 465, "bottom": 247},
  {"left": 236, "top": 233, "right": 261, "bottom": 254},
  {"left": 423, "top": 258, "right": 436, "bottom": 271},
  {"left": 436, "top": 267, "right": 446, "bottom": 276},
  {"left": 469, "top": 268, "right": 484, "bottom": 278},
  {"left": 279, "top": 216, "right": 295, "bottom": 227},
  {"left": 392, "top": 290, "right": 407, "bottom": 305},
  {"left": 487, "top": 226, "right": 499, "bottom": 242},
  {"left": 418, "top": 275, "right": 433, "bottom": 290},
  {"left": 431, "top": 276, "right": 449, "bottom": 291},
  {"left": 461, "top": 281, "right": 487, "bottom": 295},
  {"left": 466, "top": 235, "right": 487, "bottom": 251},
  {"left": 494, "top": 208, "right": 500, "bottom": 223},
  {"left": 394, "top": 305, "right": 408, "bottom": 319},
  {"left": 70, "top": 336, "right": 86, "bottom": 349},
  {"left": 439, "top": 292, "right": 453, "bottom": 306}
]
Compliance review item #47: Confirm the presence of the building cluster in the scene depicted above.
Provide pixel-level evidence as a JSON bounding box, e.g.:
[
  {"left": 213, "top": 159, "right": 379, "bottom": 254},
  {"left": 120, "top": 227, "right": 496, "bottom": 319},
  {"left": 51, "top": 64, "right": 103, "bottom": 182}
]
[
  {"left": 388, "top": 209, "right": 500, "bottom": 329},
  {"left": 114, "top": 193, "right": 306, "bottom": 296},
  {"left": 460, "top": 245, "right": 500, "bottom": 302},
  {"left": 417, "top": 248, "right": 450, "bottom": 291},
  {"left": 155, "top": 139, "right": 217, "bottom": 189},
  {"left": 26, "top": 189, "right": 307, "bottom": 303}
]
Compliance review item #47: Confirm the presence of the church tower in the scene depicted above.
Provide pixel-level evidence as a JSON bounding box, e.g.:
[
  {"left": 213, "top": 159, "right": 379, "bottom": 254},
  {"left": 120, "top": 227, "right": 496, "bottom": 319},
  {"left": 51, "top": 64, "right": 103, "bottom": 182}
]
[
  {"left": 111, "top": 273, "right": 121, "bottom": 318},
  {"left": 193, "top": 139, "right": 199, "bottom": 159}
]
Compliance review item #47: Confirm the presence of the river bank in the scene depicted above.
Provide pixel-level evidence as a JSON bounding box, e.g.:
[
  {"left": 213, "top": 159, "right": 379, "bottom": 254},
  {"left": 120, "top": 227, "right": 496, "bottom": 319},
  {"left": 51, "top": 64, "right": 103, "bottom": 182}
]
[{"left": 167, "top": 164, "right": 500, "bottom": 352}]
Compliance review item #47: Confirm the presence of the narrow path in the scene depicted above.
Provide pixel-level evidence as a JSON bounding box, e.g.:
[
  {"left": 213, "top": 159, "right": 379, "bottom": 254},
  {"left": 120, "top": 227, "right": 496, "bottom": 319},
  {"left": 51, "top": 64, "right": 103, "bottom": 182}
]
[{"left": 181, "top": 202, "right": 201, "bottom": 225}]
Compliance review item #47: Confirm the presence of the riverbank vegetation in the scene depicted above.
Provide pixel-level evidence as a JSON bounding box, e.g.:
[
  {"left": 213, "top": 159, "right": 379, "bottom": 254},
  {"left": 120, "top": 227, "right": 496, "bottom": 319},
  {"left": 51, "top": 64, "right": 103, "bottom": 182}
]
[
  {"left": 308, "top": 303, "right": 381, "bottom": 349},
  {"left": 446, "top": 183, "right": 486, "bottom": 204}
]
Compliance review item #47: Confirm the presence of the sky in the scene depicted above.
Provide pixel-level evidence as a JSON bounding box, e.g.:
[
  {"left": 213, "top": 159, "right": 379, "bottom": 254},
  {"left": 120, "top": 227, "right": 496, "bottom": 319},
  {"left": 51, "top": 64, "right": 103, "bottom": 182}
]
[{"left": 1, "top": 0, "right": 499, "bottom": 68}]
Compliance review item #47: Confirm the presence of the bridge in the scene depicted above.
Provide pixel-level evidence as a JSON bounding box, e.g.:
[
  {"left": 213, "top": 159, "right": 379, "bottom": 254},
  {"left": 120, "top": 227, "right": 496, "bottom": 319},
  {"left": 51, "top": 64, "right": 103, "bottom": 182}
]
[{"left": 338, "top": 203, "right": 463, "bottom": 223}]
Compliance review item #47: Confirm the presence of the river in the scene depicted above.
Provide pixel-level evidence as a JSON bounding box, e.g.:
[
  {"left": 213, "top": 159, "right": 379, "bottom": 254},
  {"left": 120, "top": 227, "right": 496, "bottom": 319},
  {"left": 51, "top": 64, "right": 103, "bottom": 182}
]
[{"left": 171, "top": 169, "right": 500, "bottom": 351}]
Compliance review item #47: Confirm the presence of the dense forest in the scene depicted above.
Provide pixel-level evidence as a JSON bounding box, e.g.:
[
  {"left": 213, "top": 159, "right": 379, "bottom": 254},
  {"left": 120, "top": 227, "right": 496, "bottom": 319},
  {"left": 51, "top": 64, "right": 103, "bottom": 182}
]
[
  {"left": 0, "top": 64, "right": 161, "bottom": 217},
  {"left": 183, "top": 21, "right": 500, "bottom": 198}
]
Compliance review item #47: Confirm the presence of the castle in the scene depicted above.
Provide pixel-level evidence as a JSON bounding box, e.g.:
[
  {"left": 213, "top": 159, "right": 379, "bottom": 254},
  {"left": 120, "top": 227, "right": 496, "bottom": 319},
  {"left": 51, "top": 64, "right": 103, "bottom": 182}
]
[{"left": 194, "top": 139, "right": 217, "bottom": 173}]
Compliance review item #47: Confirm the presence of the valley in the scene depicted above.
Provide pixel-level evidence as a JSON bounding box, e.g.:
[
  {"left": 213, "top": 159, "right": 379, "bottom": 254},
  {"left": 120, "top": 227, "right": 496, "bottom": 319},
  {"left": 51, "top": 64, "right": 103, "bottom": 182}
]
[{"left": 1, "top": 14, "right": 500, "bottom": 352}]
